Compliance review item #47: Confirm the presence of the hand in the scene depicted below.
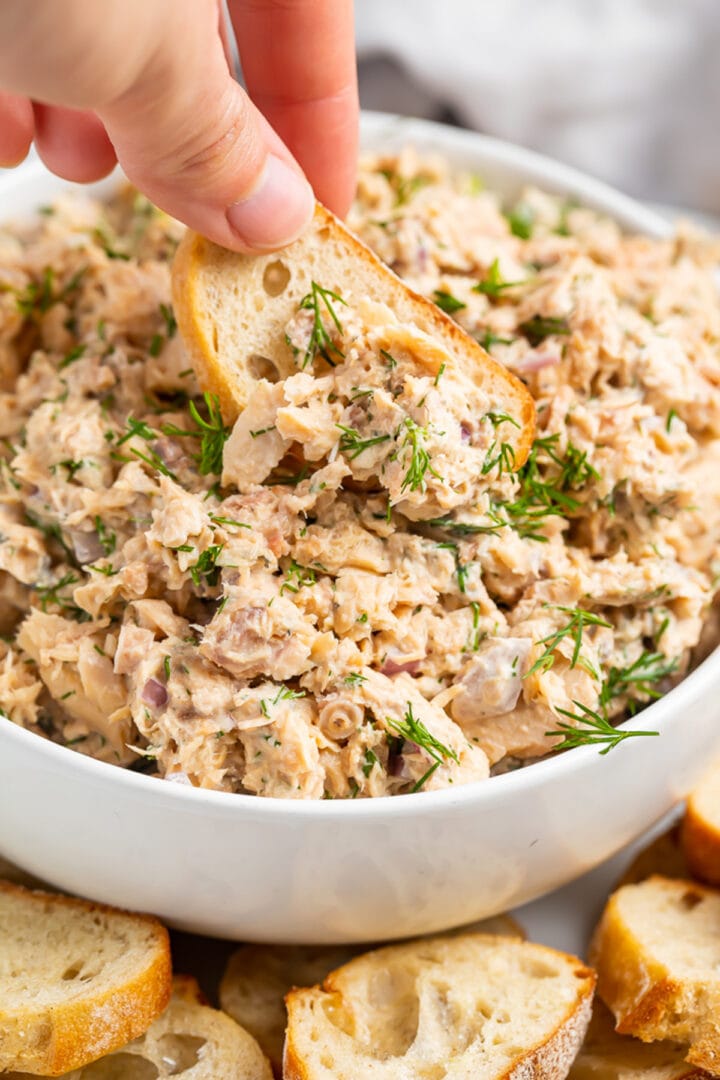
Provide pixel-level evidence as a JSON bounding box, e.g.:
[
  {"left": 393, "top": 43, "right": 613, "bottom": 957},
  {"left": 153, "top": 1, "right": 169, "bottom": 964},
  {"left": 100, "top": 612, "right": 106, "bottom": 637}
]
[{"left": 0, "top": 0, "right": 358, "bottom": 252}]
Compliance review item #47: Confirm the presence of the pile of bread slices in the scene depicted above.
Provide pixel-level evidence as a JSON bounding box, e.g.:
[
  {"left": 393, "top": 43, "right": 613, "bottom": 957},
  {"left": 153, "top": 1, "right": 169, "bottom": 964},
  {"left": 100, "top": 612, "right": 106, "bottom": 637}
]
[{"left": 0, "top": 763, "right": 719, "bottom": 1079}]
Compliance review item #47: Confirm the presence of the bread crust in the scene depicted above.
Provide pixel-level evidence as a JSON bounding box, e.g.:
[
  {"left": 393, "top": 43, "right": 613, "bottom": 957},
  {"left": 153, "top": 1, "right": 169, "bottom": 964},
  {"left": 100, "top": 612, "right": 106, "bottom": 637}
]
[
  {"left": 283, "top": 933, "right": 594, "bottom": 1080},
  {"left": 172, "top": 203, "right": 536, "bottom": 467},
  {"left": 589, "top": 876, "right": 720, "bottom": 1074},
  {"left": 0, "top": 881, "right": 172, "bottom": 1076},
  {"left": 682, "top": 771, "right": 720, "bottom": 887}
]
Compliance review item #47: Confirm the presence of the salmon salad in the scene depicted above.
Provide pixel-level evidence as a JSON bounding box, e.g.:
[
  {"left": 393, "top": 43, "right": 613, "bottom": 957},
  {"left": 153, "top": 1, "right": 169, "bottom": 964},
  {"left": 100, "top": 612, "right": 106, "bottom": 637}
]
[{"left": 1, "top": 151, "right": 719, "bottom": 799}]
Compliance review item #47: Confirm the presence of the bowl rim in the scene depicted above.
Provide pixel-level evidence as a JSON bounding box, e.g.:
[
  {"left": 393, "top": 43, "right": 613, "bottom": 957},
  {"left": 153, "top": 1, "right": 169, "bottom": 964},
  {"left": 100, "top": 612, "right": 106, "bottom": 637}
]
[{"left": 1, "top": 110, "right": 714, "bottom": 819}]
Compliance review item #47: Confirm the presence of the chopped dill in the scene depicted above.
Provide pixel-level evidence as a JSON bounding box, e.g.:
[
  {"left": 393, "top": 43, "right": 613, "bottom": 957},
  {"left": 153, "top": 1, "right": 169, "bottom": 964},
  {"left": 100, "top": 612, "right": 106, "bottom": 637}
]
[
  {"left": 433, "top": 290, "right": 466, "bottom": 314},
  {"left": 527, "top": 604, "right": 612, "bottom": 678},
  {"left": 545, "top": 700, "right": 658, "bottom": 756},
  {"left": 298, "top": 282, "right": 347, "bottom": 369},
  {"left": 600, "top": 651, "right": 679, "bottom": 714},
  {"left": 473, "top": 258, "right": 525, "bottom": 297},
  {"left": 189, "top": 544, "right": 224, "bottom": 587},
  {"left": 161, "top": 392, "right": 230, "bottom": 475},
  {"left": 395, "top": 417, "right": 442, "bottom": 493},
  {"left": 519, "top": 315, "right": 570, "bottom": 346},
  {"left": 336, "top": 424, "right": 391, "bottom": 460},
  {"left": 280, "top": 560, "right": 317, "bottom": 595},
  {"left": 387, "top": 702, "right": 459, "bottom": 792}
]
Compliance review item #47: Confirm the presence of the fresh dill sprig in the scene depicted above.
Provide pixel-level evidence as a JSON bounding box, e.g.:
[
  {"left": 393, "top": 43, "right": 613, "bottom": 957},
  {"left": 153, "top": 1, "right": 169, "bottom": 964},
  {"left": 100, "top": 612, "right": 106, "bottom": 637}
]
[
  {"left": 433, "top": 290, "right": 466, "bottom": 314},
  {"left": 344, "top": 672, "right": 368, "bottom": 686},
  {"left": 161, "top": 392, "right": 230, "bottom": 475},
  {"left": 362, "top": 748, "right": 379, "bottom": 776},
  {"left": 280, "top": 560, "right": 317, "bottom": 595},
  {"left": 378, "top": 168, "right": 430, "bottom": 207},
  {"left": 297, "top": 282, "right": 347, "bottom": 369},
  {"left": 527, "top": 604, "right": 612, "bottom": 678},
  {"left": 395, "top": 418, "right": 442, "bottom": 493},
  {"left": 473, "top": 258, "right": 526, "bottom": 297},
  {"left": 481, "top": 440, "right": 516, "bottom": 477},
  {"left": 387, "top": 702, "right": 459, "bottom": 792},
  {"left": 600, "top": 651, "right": 679, "bottom": 714},
  {"left": 427, "top": 512, "right": 506, "bottom": 536},
  {"left": 486, "top": 412, "right": 520, "bottom": 429},
  {"left": 505, "top": 201, "right": 535, "bottom": 240},
  {"left": 519, "top": 315, "right": 571, "bottom": 346},
  {"left": 477, "top": 330, "right": 516, "bottom": 350},
  {"left": 546, "top": 700, "right": 658, "bottom": 756},
  {"left": 502, "top": 434, "right": 600, "bottom": 540},
  {"left": 94, "top": 516, "right": 116, "bottom": 556},
  {"left": 336, "top": 424, "right": 391, "bottom": 461},
  {"left": 35, "top": 572, "right": 88, "bottom": 621},
  {"left": 117, "top": 417, "right": 157, "bottom": 446},
  {"left": 189, "top": 544, "right": 224, "bottom": 587}
]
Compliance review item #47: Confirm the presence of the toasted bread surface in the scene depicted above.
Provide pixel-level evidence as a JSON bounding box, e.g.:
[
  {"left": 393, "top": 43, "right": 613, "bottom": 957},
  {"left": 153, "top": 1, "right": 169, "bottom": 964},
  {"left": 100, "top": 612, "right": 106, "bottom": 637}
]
[
  {"left": 283, "top": 932, "right": 594, "bottom": 1080},
  {"left": 589, "top": 876, "right": 720, "bottom": 1073},
  {"left": 682, "top": 764, "right": 720, "bottom": 887},
  {"left": 220, "top": 914, "right": 525, "bottom": 1074},
  {"left": 569, "top": 1001, "right": 708, "bottom": 1080},
  {"left": 6, "top": 976, "right": 272, "bottom": 1079},
  {"left": 0, "top": 881, "right": 171, "bottom": 1076},
  {"left": 171, "top": 204, "right": 535, "bottom": 464}
]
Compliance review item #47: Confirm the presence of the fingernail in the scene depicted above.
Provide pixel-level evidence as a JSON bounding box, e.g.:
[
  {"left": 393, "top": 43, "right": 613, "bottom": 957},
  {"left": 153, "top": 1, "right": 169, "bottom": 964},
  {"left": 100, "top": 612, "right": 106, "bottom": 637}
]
[{"left": 227, "top": 155, "right": 314, "bottom": 250}]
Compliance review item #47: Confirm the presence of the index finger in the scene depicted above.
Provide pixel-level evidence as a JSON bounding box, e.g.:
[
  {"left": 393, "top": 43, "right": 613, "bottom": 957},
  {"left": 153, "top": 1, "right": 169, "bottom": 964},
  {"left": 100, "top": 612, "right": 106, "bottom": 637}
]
[{"left": 227, "top": 0, "right": 358, "bottom": 217}]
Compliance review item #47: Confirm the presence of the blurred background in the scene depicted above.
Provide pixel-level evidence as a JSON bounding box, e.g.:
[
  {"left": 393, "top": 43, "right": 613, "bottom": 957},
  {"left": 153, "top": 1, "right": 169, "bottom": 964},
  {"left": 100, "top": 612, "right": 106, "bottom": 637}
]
[{"left": 355, "top": 0, "right": 720, "bottom": 216}]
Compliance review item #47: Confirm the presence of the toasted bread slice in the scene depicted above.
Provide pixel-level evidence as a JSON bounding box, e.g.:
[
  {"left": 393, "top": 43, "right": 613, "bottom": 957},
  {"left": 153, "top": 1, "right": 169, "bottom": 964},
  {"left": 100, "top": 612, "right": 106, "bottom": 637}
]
[
  {"left": 619, "top": 826, "right": 689, "bottom": 886},
  {"left": 220, "top": 914, "right": 525, "bottom": 1075},
  {"left": 682, "top": 764, "right": 720, "bottom": 886},
  {"left": 589, "top": 875, "right": 720, "bottom": 1073},
  {"left": 171, "top": 205, "right": 535, "bottom": 464},
  {"left": 283, "top": 933, "right": 595, "bottom": 1080},
  {"left": 0, "top": 881, "right": 171, "bottom": 1076},
  {"left": 6, "top": 976, "right": 273, "bottom": 1079},
  {"left": 569, "top": 1001, "right": 708, "bottom": 1080}
]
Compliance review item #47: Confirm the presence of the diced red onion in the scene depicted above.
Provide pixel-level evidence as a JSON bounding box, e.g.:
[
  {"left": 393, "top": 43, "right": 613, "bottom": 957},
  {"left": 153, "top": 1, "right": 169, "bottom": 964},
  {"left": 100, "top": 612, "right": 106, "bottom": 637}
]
[
  {"left": 141, "top": 679, "right": 168, "bottom": 707},
  {"left": 460, "top": 423, "right": 472, "bottom": 443},
  {"left": 389, "top": 754, "right": 414, "bottom": 780},
  {"left": 70, "top": 529, "right": 104, "bottom": 564},
  {"left": 513, "top": 351, "right": 561, "bottom": 374},
  {"left": 381, "top": 659, "right": 421, "bottom": 676},
  {"left": 416, "top": 244, "right": 429, "bottom": 272}
]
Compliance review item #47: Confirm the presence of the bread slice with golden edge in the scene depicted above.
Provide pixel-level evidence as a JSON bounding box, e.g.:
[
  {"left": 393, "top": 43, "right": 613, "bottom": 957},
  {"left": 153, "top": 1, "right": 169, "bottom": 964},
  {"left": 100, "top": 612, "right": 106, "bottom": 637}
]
[
  {"left": 0, "top": 881, "right": 172, "bottom": 1076},
  {"left": 171, "top": 204, "right": 535, "bottom": 459},
  {"left": 569, "top": 1001, "right": 708, "bottom": 1080},
  {"left": 589, "top": 875, "right": 720, "bottom": 1074},
  {"left": 5, "top": 976, "right": 273, "bottom": 1079},
  {"left": 682, "top": 763, "right": 720, "bottom": 887},
  {"left": 283, "top": 933, "right": 595, "bottom": 1080},
  {"left": 220, "top": 914, "right": 525, "bottom": 1075}
]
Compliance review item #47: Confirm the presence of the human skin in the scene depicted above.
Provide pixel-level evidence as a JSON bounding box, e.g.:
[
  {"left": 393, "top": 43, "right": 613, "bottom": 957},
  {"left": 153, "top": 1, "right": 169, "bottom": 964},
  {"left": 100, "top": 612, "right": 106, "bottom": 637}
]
[{"left": 0, "top": 0, "right": 358, "bottom": 252}]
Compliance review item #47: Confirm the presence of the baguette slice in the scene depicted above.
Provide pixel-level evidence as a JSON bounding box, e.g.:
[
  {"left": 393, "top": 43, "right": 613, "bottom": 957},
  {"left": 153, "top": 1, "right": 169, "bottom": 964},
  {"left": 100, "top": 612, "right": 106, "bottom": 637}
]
[
  {"left": 283, "top": 933, "right": 595, "bottom": 1080},
  {"left": 569, "top": 1002, "right": 708, "bottom": 1080},
  {"left": 220, "top": 914, "right": 524, "bottom": 1075},
  {"left": 6, "top": 976, "right": 273, "bottom": 1079},
  {"left": 589, "top": 875, "right": 720, "bottom": 1073},
  {"left": 619, "top": 826, "right": 689, "bottom": 887},
  {"left": 0, "top": 881, "right": 172, "bottom": 1076},
  {"left": 171, "top": 204, "right": 535, "bottom": 464},
  {"left": 682, "top": 764, "right": 720, "bottom": 886}
]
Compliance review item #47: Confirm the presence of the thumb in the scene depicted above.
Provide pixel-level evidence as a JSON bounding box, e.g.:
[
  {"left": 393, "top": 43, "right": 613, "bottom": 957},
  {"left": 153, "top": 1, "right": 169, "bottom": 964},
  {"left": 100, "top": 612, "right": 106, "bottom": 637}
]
[{"left": 99, "top": 16, "right": 314, "bottom": 253}]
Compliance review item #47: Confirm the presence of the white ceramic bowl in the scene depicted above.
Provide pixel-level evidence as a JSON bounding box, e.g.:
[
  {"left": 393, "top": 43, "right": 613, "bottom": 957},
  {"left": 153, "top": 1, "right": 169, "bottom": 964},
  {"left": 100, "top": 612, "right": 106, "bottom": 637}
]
[{"left": 1, "top": 114, "right": 719, "bottom": 943}]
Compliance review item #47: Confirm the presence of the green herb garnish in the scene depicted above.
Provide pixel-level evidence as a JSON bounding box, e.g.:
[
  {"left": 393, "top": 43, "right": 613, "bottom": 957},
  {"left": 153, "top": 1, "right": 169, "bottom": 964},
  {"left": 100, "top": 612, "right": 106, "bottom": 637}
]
[
  {"left": 297, "top": 282, "right": 347, "bottom": 369},
  {"left": 527, "top": 605, "right": 612, "bottom": 678},
  {"left": 161, "top": 392, "right": 229, "bottom": 475},
  {"left": 505, "top": 201, "right": 534, "bottom": 239},
  {"left": 362, "top": 748, "right": 379, "bottom": 777},
  {"left": 387, "top": 702, "right": 459, "bottom": 792},
  {"left": 473, "top": 258, "right": 525, "bottom": 297},
  {"left": 395, "top": 417, "right": 442, "bottom": 493},
  {"left": 280, "top": 560, "right": 317, "bottom": 595},
  {"left": 600, "top": 651, "right": 679, "bottom": 714},
  {"left": 519, "top": 315, "right": 570, "bottom": 346},
  {"left": 546, "top": 700, "right": 658, "bottom": 756},
  {"left": 336, "top": 424, "right": 391, "bottom": 461},
  {"left": 433, "top": 290, "right": 466, "bottom": 314},
  {"left": 189, "top": 544, "right": 224, "bottom": 587},
  {"left": 344, "top": 672, "right": 368, "bottom": 686}
]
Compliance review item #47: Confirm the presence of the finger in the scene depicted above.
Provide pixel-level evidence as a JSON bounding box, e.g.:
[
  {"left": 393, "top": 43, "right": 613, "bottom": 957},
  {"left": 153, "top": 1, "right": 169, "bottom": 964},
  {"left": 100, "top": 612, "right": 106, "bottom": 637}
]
[
  {"left": 228, "top": 0, "right": 359, "bottom": 217},
  {"left": 0, "top": 92, "right": 33, "bottom": 166},
  {"left": 99, "top": 0, "right": 313, "bottom": 252},
  {"left": 33, "top": 105, "right": 117, "bottom": 182}
]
